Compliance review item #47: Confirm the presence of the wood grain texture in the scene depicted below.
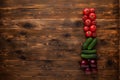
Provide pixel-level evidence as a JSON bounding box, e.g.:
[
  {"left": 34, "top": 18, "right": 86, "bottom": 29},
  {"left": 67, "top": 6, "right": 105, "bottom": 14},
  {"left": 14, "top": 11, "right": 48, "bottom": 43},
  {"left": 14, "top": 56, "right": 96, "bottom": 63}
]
[
  {"left": 0, "top": 0, "right": 119, "bottom": 80},
  {"left": 118, "top": 17, "right": 119, "bottom": 80},
  {"left": 0, "top": 0, "right": 119, "bottom": 19}
]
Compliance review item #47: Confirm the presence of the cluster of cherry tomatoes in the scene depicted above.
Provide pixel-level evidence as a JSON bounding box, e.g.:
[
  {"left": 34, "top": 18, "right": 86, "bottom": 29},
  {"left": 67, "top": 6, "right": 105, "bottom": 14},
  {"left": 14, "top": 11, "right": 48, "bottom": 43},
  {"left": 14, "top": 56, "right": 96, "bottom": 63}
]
[{"left": 82, "top": 8, "right": 97, "bottom": 37}]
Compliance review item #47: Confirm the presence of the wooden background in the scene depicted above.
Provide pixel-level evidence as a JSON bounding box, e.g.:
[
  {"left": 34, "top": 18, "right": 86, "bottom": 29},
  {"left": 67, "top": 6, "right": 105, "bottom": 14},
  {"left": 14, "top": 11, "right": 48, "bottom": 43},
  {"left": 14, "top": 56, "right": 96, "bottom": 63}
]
[{"left": 0, "top": 0, "right": 119, "bottom": 80}]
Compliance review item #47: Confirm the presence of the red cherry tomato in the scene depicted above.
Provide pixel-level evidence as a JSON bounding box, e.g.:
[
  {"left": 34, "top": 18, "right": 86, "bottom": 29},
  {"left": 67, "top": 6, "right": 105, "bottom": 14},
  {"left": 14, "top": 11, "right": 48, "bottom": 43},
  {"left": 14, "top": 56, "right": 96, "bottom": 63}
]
[
  {"left": 82, "top": 15, "right": 88, "bottom": 21},
  {"left": 83, "top": 8, "right": 90, "bottom": 15},
  {"left": 90, "top": 8, "right": 95, "bottom": 13},
  {"left": 83, "top": 26, "right": 89, "bottom": 32},
  {"left": 84, "top": 19, "right": 91, "bottom": 26},
  {"left": 85, "top": 31, "right": 92, "bottom": 37},
  {"left": 92, "top": 32, "right": 97, "bottom": 37},
  {"left": 89, "top": 13, "right": 96, "bottom": 21},
  {"left": 91, "top": 20, "right": 96, "bottom": 25},
  {"left": 90, "top": 25, "right": 96, "bottom": 32}
]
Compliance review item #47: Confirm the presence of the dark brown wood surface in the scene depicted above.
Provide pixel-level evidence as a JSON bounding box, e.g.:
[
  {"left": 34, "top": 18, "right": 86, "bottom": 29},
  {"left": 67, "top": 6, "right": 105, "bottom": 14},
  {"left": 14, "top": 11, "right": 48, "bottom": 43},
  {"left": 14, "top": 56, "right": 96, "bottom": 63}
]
[{"left": 0, "top": 0, "right": 119, "bottom": 80}]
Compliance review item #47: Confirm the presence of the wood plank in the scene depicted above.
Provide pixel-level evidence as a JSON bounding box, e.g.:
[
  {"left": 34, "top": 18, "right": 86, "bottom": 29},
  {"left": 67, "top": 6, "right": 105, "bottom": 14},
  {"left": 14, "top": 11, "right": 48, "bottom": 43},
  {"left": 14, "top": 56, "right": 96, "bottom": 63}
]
[
  {"left": 0, "top": 29, "right": 118, "bottom": 60},
  {"left": 0, "top": 0, "right": 119, "bottom": 19},
  {"left": 0, "top": 69, "right": 118, "bottom": 80},
  {"left": 1, "top": 4, "right": 118, "bottom": 19},
  {"left": 1, "top": 55, "right": 118, "bottom": 70},
  {"left": 0, "top": 0, "right": 118, "bottom": 7},
  {"left": 118, "top": 21, "right": 120, "bottom": 80},
  {"left": 0, "top": 19, "right": 118, "bottom": 29}
]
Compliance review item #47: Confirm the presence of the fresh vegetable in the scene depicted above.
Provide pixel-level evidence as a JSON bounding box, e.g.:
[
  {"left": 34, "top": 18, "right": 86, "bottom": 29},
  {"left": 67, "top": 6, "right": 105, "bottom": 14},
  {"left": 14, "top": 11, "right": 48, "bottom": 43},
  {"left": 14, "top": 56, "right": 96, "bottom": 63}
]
[
  {"left": 81, "top": 8, "right": 97, "bottom": 74},
  {"left": 82, "top": 15, "right": 88, "bottom": 21},
  {"left": 85, "top": 31, "right": 92, "bottom": 37},
  {"left": 83, "top": 26, "right": 89, "bottom": 32},
  {"left": 90, "top": 59, "right": 97, "bottom": 68},
  {"left": 80, "top": 60, "right": 89, "bottom": 68},
  {"left": 82, "top": 38, "right": 93, "bottom": 49},
  {"left": 90, "top": 8, "right": 95, "bottom": 13},
  {"left": 90, "top": 25, "right": 96, "bottom": 32},
  {"left": 81, "top": 54, "right": 97, "bottom": 59},
  {"left": 83, "top": 8, "right": 90, "bottom": 15},
  {"left": 82, "top": 50, "right": 97, "bottom": 54},
  {"left": 85, "top": 67, "right": 91, "bottom": 74},
  {"left": 89, "top": 13, "right": 96, "bottom": 21},
  {"left": 88, "top": 38, "right": 97, "bottom": 50},
  {"left": 84, "top": 19, "right": 91, "bottom": 26},
  {"left": 90, "top": 59, "right": 96, "bottom": 64}
]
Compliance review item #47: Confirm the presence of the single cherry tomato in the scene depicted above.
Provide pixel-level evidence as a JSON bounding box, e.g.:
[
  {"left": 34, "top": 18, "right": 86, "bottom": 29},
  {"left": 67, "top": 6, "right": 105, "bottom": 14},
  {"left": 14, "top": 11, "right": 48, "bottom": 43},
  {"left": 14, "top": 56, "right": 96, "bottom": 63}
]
[
  {"left": 83, "top": 26, "right": 89, "bottom": 32},
  {"left": 91, "top": 20, "right": 96, "bottom": 25},
  {"left": 85, "top": 31, "right": 92, "bottom": 37},
  {"left": 90, "top": 25, "right": 96, "bottom": 32},
  {"left": 83, "top": 8, "right": 90, "bottom": 15},
  {"left": 90, "top": 8, "right": 95, "bottom": 13},
  {"left": 92, "top": 32, "right": 97, "bottom": 37},
  {"left": 84, "top": 19, "right": 91, "bottom": 26},
  {"left": 89, "top": 13, "right": 96, "bottom": 21},
  {"left": 82, "top": 15, "right": 88, "bottom": 21}
]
